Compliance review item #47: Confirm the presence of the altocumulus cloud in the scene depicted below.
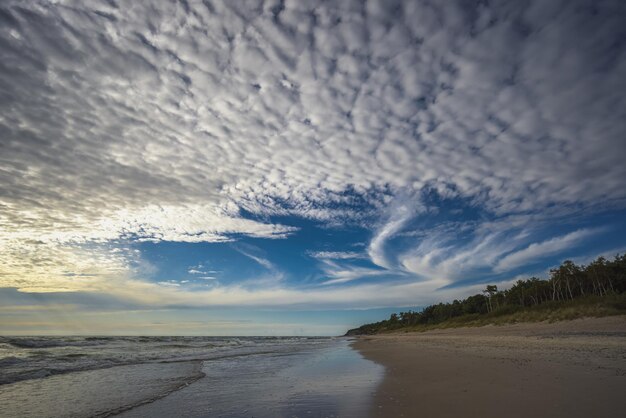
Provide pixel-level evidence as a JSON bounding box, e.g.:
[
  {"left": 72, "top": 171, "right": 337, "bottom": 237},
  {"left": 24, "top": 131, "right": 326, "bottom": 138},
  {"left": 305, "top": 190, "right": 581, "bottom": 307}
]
[{"left": 0, "top": 0, "right": 625, "bottom": 307}]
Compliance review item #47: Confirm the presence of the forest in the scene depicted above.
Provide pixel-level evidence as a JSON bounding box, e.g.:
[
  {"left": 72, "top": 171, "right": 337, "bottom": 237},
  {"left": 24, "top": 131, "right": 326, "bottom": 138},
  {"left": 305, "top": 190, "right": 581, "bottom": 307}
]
[{"left": 346, "top": 254, "right": 626, "bottom": 335}]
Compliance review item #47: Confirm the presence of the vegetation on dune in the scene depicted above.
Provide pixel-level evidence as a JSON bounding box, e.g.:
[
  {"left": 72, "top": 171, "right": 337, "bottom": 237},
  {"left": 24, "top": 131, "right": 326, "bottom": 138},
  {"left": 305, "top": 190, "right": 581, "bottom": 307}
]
[{"left": 346, "top": 254, "right": 626, "bottom": 335}]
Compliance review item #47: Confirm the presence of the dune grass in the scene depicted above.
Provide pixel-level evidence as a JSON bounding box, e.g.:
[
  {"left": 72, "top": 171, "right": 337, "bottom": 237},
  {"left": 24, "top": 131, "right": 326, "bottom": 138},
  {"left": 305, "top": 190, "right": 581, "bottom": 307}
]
[{"left": 389, "top": 293, "right": 626, "bottom": 333}]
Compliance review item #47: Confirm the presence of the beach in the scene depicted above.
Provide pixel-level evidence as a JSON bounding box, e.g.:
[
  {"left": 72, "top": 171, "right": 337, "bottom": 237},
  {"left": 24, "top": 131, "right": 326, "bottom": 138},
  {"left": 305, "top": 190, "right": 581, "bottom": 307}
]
[
  {"left": 353, "top": 316, "right": 626, "bottom": 418},
  {"left": 2, "top": 318, "right": 625, "bottom": 417}
]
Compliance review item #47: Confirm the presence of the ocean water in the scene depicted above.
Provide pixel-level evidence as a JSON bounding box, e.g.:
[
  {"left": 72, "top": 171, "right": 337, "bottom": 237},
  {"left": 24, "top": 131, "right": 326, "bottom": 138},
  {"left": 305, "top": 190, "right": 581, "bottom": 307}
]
[{"left": 0, "top": 336, "right": 382, "bottom": 417}]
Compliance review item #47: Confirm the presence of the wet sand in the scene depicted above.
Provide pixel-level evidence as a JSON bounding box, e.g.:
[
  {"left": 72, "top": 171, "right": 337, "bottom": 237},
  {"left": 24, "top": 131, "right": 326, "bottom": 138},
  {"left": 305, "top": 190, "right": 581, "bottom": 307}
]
[{"left": 353, "top": 316, "right": 626, "bottom": 418}]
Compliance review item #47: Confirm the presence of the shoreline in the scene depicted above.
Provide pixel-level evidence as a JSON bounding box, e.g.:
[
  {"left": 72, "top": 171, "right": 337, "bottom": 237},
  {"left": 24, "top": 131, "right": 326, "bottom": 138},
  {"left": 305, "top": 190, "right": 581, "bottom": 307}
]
[
  {"left": 353, "top": 316, "right": 626, "bottom": 418},
  {"left": 1, "top": 337, "right": 382, "bottom": 418},
  {"left": 115, "top": 338, "right": 381, "bottom": 418}
]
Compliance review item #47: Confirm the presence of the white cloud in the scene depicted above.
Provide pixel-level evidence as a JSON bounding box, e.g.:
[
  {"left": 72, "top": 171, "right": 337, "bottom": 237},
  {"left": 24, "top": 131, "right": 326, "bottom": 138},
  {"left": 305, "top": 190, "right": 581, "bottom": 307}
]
[
  {"left": 308, "top": 251, "right": 365, "bottom": 260},
  {"left": 400, "top": 225, "right": 522, "bottom": 280},
  {"left": 43, "top": 274, "right": 460, "bottom": 310},
  {"left": 2, "top": 0, "right": 623, "bottom": 239},
  {"left": 108, "top": 204, "right": 298, "bottom": 242},
  {"left": 232, "top": 244, "right": 276, "bottom": 272},
  {"left": 397, "top": 216, "right": 607, "bottom": 281},
  {"left": 317, "top": 259, "right": 388, "bottom": 285},
  {"left": 494, "top": 228, "right": 602, "bottom": 272},
  {"left": 0, "top": 239, "right": 136, "bottom": 293},
  {"left": 0, "top": 0, "right": 624, "bottom": 301},
  {"left": 368, "top": 203, "right": 417, "bottom": 269}
]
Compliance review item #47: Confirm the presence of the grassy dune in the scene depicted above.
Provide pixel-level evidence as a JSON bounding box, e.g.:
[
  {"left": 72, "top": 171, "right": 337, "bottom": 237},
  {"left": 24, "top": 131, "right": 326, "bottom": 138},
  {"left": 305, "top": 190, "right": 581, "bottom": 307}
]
[{"left": 375, "top": 294, "right": 626, "bottom": 334}]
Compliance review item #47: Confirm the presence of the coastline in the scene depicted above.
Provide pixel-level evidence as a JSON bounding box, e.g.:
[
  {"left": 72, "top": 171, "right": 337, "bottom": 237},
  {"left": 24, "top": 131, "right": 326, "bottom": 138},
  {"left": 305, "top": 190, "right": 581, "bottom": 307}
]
[{"left": 353, "top": 316, "right": 626, "bottom": 418}]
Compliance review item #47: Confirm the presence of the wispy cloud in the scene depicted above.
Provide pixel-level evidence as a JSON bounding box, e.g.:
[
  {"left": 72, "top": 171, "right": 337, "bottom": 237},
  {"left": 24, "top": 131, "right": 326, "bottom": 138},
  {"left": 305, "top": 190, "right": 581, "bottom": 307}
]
[
  {"left": 230, "top": 243, "right": 285, "bottom": 286},
  {"left": 368, "top": 202, "right": 418, "bottom": 269},
  {"left": 232, "top": 244, "right": 276, "bottom": 272},
  {"left": 308, "top": 251, "right": 365, "bottom": 260},
  {"left": 188, "top": 266, "right": 219, "bottom": 276},
  {"left": 317, "top": 259, "right": 387, "bottom": 286},
  {"left": 494, "top": 228, "right": 602, "bottom": 273}
]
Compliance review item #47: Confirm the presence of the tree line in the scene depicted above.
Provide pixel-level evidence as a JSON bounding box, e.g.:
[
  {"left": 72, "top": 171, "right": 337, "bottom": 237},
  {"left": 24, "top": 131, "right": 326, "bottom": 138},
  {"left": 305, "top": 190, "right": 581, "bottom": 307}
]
[{"left": 346, "top": 254, "right": 626, "bottom": 335}]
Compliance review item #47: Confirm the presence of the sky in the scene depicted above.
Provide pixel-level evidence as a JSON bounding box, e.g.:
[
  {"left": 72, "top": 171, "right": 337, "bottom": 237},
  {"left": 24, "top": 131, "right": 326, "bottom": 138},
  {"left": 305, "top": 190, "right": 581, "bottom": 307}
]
[{"left": 1, "top": 0, "right": 625, "bottom": 336}]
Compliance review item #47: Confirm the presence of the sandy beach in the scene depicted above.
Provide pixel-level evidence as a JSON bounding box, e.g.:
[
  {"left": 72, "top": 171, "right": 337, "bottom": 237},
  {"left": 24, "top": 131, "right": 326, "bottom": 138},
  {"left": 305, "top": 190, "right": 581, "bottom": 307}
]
[{"left": 353, "top": 316, "right": 626, "bottom": 418}]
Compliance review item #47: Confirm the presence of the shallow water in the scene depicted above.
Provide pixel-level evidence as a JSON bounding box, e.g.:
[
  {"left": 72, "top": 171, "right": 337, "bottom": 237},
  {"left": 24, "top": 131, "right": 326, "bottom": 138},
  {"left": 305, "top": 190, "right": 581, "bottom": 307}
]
[
  {"left": 0, "top": 337, "right": 382, "bottom": 418},
  {"left": 119, "top": 339, "right": 382, "bottom": 418},
  {"left": 0, "top": 361, "right": 203, "bottom": 417}
]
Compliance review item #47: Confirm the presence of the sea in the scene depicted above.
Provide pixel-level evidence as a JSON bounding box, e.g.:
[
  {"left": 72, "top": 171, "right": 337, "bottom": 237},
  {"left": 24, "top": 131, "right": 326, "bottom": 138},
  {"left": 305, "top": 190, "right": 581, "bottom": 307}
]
[{"left": 0, "top": 335, "right": 382, "bottom": 418}]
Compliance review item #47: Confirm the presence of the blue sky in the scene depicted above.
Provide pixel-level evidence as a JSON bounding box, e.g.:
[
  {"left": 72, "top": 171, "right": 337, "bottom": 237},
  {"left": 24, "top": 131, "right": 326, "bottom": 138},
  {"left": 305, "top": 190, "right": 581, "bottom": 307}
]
[{"left": 1, "top": 0, "right": 625, "bottom": 335}]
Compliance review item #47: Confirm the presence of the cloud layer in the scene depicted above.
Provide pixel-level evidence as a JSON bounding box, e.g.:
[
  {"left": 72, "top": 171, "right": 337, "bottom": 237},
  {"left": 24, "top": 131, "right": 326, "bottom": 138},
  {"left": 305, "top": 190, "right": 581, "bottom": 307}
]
[{"left": 1, "top": 0, "right": 625, "bottom": 308}]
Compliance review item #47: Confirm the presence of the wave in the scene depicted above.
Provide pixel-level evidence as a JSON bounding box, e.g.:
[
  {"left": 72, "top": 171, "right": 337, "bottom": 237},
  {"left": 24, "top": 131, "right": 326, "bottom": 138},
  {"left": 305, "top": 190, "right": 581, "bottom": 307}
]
[
  {"left": 0, "top": 349, "right": 267, "bottom": 386},
  {"left": 94, "top": 365, "right": 206, "bottom": 418},
  {"left": 0, "top": 336, "right": 333, "bottom": 386},
  {"left": 0, "top": 356, "right": 26, "bottom": 367},
  {"left": 0, "top": 337, "right": 106, "bottom": 349},
  {"left": 0, "top": 360, "right": 207, "bottom": 418}
]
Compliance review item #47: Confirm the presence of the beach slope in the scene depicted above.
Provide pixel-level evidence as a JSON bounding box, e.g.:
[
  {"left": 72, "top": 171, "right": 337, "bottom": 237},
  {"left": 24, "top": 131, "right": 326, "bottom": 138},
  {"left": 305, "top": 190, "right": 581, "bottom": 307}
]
[{"left": 354, "top": 316, "right": 626, "bottom": 418}]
